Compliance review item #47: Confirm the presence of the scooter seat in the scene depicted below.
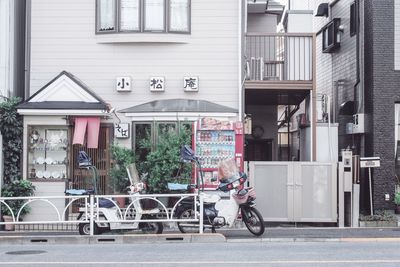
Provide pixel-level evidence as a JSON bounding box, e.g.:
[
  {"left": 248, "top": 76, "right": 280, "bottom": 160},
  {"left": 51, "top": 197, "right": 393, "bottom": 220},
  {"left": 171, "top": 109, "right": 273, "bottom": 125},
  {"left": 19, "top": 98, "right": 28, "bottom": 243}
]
[
  {"left": 98, "top": 198, "right": 115, "bottom": 208},
  {"left": 203, "top": 194, "right": 220, "bottom": 204}
]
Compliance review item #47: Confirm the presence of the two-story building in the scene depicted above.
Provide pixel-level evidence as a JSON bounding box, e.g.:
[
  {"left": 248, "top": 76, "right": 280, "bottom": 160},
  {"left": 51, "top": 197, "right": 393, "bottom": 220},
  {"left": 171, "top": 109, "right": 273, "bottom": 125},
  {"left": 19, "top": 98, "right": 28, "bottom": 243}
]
[{"left": 17, "top": 0, "right": 244, "bottom": 198}]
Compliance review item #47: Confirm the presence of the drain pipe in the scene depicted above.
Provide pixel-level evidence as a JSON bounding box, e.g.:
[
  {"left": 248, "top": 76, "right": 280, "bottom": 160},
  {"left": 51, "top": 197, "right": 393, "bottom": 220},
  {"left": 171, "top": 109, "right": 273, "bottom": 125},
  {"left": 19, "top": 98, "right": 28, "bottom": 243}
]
[{"left": 354, "top": 0, "right": 361, "bottom": 115}]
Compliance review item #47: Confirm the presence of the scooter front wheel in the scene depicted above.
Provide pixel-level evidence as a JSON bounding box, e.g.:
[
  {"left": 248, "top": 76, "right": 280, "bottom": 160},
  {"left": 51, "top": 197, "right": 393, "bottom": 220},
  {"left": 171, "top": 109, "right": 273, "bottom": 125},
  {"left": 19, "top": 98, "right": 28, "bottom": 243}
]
[
  {"left": 241, "top": 207, "right": 265, "bottom": 236},
  {"left": 78, "top": 222, "right": 99, "bottom": 235},
  {"left": 177, "top": 208, "right": 200, "bottom": 233}
]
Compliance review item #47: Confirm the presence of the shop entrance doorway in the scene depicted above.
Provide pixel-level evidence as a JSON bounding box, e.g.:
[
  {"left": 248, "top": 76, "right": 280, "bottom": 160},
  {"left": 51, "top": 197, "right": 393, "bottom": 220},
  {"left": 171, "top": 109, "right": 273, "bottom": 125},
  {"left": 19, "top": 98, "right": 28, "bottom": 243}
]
[{"left": 71, "top": 125, "right": 113, "bottom": 194}]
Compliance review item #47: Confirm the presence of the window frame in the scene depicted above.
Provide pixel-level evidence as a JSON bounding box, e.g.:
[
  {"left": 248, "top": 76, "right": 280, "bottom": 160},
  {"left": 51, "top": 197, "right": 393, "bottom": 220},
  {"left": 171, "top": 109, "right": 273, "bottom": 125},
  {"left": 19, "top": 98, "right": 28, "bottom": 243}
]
[
  {"left": 96, "top": 0, "right": 191, "bottom": 34},
  {"left": 143, "top": 0, "right": 166, "bottom": 32},
  {"left": 168, "top": 0, "right": 191, "bottom": 34},
  {"left": 118, "top": 0, "right": 141, "bottom": 33},
  {"left": 350, "top": 1, "right": 358, "bottom": 37},
  {"left": 96, "top": 0, "right": 118, "bottom": 34},
  {"left": 322, "top": 18, "right": 341, "bottom": 53}
]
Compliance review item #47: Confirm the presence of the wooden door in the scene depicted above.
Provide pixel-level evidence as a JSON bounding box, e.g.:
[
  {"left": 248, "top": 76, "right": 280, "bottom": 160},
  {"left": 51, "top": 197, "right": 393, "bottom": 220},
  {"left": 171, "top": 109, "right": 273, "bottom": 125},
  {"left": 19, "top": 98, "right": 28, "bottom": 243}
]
[{"left": 70, "top": 124, "right": 112, "bottom": 194}]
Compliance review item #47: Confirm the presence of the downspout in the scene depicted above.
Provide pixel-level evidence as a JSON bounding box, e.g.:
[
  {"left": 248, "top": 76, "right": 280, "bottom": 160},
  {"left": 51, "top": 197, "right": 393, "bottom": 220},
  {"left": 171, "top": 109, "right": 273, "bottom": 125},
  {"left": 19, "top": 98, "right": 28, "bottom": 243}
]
[
  {"left": 24, "top": 0, "right": 31, "bottom": 100},
  {"left": 354, "top": 0, "right": 361, "bottom": 115},
  {"left": 238, "top": 0, "right": 243, "bottom": 121}
]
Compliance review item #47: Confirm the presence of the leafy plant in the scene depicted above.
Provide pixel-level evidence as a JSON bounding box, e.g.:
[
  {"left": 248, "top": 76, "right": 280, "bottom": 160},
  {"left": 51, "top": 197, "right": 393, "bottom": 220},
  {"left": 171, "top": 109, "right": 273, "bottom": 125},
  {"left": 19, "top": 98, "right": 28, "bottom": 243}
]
[
  {"left": 1, "top": 180, "right": 36, "bottom": 217},
  {"left": 139, "top": 127, "right": 192, "bottom": 194},
  {"left": 394, "top": 192, "right": 400, "bottom": 206},
  {"left": 109, "top": 145, "right": 136, "bottom": 193},
  {"left": 359, "top": 210, "right": 397, "bottom": 222},
  {"left": 0, "top": 97, "right": 23, "bottom": 183}
]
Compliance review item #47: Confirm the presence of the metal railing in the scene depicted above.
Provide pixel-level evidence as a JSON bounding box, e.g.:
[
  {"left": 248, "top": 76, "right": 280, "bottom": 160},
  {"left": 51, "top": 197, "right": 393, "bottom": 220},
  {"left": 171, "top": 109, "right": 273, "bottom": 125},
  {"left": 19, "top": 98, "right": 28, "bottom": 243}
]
[
  {"left": 0, "top": 193, "right": 204, "bottom": 235},
  {"left": 246, "top": 33, "right": 314, "bottom": 81}
]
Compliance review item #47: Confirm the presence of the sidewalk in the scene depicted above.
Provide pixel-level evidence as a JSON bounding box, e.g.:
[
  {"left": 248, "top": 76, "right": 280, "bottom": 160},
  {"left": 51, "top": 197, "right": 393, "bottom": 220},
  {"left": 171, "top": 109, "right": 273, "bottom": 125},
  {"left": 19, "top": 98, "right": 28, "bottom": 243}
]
[{"left": 1, "top": 226, "right": 400, "bottom": 244}]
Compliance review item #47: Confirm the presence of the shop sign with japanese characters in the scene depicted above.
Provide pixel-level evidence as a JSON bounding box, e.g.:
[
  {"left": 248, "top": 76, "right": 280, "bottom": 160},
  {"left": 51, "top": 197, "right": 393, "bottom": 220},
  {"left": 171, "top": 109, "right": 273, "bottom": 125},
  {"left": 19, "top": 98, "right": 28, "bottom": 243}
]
[
  {"left": 116, "top": 77, "right": 131, "bottom": 92},
  {"left": 150, "top": 77, "right": 165, "bottom": 91},
  {"left": 183, "top": 76, "right": 199, "bottom": 91},
  {"left": 115, "top": 123, "right": 130, "bottom": 138}
]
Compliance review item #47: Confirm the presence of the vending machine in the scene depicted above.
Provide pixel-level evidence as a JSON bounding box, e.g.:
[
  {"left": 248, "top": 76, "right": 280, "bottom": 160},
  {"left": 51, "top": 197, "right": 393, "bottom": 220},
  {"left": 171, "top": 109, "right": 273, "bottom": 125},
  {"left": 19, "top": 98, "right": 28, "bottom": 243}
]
[{"left": 193, "top": 117, "right": 244, "bottom": 189}]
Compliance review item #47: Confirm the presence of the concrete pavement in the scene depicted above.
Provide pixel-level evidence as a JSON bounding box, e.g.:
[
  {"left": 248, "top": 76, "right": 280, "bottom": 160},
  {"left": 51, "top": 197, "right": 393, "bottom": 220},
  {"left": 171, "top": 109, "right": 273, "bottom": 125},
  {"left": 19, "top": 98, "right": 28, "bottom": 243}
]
[{"left": 1, "top": 227, "right": 400, "bottom": 244}]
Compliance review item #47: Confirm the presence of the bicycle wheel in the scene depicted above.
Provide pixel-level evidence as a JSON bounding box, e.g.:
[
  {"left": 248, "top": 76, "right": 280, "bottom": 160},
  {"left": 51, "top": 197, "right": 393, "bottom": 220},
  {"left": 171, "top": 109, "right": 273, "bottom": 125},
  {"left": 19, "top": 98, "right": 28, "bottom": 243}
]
[{"left": 241, "top": 207, "right": 265, "bottom": 236}]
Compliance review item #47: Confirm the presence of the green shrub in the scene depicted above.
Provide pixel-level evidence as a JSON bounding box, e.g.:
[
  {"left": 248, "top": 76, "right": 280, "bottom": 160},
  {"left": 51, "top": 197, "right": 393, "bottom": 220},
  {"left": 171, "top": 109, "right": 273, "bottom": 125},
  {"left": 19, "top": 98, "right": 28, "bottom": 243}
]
[
  {"left": 0, "top": 97, "right": 23, "bottom": 183},
  {"left": 394, "top": 192, "right": 400, "bottom": 206},
  {"left": 139, "top": 127, "right": 192, "bottom": 194},
  {"left": 109, "top": 145, "right": 136, "bottom": 193},
  {"left": 1, "top": 180, "right": 36, "bottom": 217},
  {"left": 359, "top": 210, "right": 397, "bottom": 222}
]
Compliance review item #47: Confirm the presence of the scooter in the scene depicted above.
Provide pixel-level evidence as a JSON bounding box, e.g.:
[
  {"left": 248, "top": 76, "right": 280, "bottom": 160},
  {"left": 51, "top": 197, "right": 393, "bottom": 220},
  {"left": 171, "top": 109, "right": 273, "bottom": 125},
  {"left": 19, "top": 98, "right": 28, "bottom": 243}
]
[
  {"left": 176, "top": 145, "right": 265, "bottom": 236},
  {"left": 67, "top": 154, "right": 163, "bottom": 235},
  {"left": 76, "top": 182, "right": 163, "bottom": 235}
]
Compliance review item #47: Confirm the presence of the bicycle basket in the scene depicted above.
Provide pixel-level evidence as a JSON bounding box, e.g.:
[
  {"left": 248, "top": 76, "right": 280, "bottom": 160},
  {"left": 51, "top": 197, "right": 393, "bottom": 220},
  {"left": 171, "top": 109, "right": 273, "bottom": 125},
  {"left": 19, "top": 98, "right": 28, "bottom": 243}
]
[{"left": 232, "top": 187, "right": 256, "bottom": 204}]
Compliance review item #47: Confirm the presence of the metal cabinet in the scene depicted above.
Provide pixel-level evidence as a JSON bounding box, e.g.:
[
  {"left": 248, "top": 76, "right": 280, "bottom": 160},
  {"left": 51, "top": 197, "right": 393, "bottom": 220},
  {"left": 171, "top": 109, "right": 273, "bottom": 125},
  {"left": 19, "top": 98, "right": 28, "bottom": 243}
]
[{"left": 249, "top": 161, "right": 337, "bottom": 222}]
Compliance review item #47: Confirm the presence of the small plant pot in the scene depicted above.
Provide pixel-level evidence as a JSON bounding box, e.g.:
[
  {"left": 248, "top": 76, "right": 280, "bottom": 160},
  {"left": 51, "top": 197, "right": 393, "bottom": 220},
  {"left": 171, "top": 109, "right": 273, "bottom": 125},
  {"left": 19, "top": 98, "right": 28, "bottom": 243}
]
[{"left": 2, "top": 215, "right": 15, "bottom": 231}]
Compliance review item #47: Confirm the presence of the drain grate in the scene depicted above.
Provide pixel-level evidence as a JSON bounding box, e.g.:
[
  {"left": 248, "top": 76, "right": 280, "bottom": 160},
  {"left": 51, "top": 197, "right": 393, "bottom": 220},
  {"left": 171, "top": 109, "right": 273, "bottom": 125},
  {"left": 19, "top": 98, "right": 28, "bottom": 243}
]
[{"left": 6, "top": 250, "right": 47, "bottom": 255}]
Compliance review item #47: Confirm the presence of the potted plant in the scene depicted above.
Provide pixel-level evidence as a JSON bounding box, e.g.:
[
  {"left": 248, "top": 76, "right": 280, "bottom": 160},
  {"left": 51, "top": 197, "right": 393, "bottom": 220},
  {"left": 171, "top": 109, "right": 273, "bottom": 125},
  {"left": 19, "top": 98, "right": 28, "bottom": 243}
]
[
  {"left": 394, "top": 192, "right": 400, "bottom": 214},
  {"left": 109, "top": 145, "right": 136, "bottom": 208},
  {"left": 1, "top": 179, "right": 36, "bottom": 230}
]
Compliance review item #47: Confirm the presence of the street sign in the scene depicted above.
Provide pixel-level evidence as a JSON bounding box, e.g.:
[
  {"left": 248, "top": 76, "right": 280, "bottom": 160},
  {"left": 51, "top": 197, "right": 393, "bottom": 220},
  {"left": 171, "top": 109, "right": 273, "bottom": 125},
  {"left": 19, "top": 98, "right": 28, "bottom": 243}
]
[{"left": 360, "top": 157, "right": 380, "bottom": 168}]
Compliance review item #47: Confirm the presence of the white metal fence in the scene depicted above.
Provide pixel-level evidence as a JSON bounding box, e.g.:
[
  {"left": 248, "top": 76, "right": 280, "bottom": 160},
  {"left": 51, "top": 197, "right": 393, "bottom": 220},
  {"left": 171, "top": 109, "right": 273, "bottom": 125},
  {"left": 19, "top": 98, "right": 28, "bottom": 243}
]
[{"left": 0, "top": 193, "right": 204, "bottom": 236}]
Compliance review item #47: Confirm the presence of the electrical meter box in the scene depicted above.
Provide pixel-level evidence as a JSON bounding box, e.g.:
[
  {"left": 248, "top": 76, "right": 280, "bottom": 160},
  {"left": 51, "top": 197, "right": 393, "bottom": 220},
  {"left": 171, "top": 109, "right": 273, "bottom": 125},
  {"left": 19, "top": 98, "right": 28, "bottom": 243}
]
[{"left": 342, "top": 150, "right": 353, "bottom": 192}]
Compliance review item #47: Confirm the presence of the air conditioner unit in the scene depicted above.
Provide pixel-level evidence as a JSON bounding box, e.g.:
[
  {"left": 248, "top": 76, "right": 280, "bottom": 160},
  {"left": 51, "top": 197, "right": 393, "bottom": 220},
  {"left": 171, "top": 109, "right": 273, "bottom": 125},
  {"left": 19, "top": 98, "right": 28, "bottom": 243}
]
[{"left": 250, "top": 57, "right": 264, "bottom": 80}]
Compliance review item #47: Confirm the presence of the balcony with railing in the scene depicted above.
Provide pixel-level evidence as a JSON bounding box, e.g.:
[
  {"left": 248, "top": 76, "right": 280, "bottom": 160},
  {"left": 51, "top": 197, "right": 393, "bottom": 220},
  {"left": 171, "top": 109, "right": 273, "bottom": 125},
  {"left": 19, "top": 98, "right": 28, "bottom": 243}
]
[{"left": 245, "top": 33, "right": 314, "bottom": 91}]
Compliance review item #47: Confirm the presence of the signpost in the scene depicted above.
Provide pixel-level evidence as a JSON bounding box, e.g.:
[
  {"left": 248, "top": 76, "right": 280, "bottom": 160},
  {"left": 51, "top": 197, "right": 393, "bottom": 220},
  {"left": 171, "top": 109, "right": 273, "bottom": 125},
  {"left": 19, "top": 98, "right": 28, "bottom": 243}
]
[{"left": 360, "top": 157, "right": 380, "bottom": 216}]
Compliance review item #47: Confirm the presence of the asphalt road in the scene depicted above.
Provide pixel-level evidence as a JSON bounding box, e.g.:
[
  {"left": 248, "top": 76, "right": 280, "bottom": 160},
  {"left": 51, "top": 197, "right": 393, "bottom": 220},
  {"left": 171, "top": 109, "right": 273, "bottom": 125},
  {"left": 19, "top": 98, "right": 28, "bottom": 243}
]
[{"left": 1, "top": 240, "right": 400, "bottom": 267}]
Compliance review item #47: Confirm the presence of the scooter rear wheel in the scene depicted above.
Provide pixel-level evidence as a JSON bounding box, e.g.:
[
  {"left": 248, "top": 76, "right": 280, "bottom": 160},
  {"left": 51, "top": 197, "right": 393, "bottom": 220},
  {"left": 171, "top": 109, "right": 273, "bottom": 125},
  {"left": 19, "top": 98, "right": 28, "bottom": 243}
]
[
  {"left": 78, "top": 222, "right": 99, "bottom": 235},
  {"left": 139, "top": 216, "right": 163, "bottom": 234},
  {"left": 241, "top": 207, "right": 265, "bottom": 236},
  {"left": 177, "top": 208, "right": 200, "bottom": 233}
]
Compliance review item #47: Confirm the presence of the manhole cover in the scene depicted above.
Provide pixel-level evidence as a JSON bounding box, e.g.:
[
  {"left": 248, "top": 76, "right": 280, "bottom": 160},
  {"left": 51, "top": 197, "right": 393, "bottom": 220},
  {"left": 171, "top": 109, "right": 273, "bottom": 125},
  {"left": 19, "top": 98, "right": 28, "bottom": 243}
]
[{"left": 6, "top": 250, "right": 46, "bottom": 255}]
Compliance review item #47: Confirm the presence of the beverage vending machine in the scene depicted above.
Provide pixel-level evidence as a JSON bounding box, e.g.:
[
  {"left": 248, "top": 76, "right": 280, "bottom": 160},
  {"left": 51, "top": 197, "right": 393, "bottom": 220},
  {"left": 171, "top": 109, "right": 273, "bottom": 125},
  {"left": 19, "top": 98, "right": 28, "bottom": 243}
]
[{"left": 193, "top": 117, "right": 244, "bottom": 189}]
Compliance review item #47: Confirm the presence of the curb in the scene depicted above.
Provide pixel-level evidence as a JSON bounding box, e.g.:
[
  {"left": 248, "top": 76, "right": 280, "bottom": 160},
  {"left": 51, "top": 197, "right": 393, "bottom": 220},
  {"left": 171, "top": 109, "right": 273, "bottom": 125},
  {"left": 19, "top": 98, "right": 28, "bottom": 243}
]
[{"left": 0, "top": 233, "right": 226, "bottom": 245}]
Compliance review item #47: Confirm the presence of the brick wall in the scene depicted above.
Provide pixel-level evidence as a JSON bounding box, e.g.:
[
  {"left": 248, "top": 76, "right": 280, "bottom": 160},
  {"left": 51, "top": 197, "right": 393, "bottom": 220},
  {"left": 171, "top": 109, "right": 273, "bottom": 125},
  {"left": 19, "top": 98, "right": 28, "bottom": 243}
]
[{"left": 364, "top": 0, "right": 400, "bottom": 210}]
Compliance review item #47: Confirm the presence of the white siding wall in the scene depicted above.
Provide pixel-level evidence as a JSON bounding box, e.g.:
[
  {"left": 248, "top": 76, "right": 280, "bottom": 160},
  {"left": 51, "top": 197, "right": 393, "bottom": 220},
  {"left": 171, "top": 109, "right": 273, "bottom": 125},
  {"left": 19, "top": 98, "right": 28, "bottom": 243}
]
[
  {"left": 395, "top": 0, "right": 400, "bottom": 70},
  {"left": 29, "top": 0, "right": 240, "bottom": 115},
  {"left": 0, "top": 0, "right": 11, "bottom": 98}
]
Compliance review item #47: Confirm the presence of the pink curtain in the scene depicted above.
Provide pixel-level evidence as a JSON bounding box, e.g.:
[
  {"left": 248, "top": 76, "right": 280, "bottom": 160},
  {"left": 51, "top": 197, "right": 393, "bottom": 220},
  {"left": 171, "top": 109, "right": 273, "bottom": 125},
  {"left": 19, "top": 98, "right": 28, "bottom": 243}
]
[
  {"left": 72, "top": 118, "right": 88, "bottom": 145},
  {"left": 87, "top": 117, "right": 100, "bottom": 149},
  {"left": 72, "top": 117, "right": 101, "bottom": 149}
]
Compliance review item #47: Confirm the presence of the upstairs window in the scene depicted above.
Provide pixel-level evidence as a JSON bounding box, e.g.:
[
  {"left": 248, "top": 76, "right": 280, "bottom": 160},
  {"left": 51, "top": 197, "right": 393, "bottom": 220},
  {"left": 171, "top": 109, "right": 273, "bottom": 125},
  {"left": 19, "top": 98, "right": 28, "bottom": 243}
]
[
  {"left": 96, "top": 0, "right": 190, "bottom": 34},
  {"left": 350, "top": 1, "right": 358, "bottom": 37},
  {"left": 322, "top": 18, "right": 341, "bottom": 53}
]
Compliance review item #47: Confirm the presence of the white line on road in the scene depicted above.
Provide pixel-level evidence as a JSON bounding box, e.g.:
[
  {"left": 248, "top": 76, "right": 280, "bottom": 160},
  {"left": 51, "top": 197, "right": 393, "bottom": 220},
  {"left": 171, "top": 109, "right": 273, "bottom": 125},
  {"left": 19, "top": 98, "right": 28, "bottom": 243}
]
[{"left": 2, "top": 260, "right": 400, "bottom": 265}]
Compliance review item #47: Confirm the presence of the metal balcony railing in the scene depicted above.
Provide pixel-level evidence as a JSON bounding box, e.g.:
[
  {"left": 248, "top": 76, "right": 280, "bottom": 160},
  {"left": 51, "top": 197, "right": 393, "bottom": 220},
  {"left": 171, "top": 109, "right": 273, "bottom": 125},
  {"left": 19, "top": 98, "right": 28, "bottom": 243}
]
[{"left": 246, "top": 33, "right": 314, "bottom": 81}]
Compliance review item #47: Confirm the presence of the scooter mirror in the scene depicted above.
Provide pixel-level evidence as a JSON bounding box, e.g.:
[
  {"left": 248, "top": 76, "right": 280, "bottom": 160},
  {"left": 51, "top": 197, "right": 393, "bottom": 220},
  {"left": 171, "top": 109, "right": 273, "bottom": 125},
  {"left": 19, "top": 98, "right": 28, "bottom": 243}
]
[
  {"left": 211, "top": 177, "right": 217, "bottom": 182},
  {"left": 180, "top": 145, "right": 196, "bottom": 161}
]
